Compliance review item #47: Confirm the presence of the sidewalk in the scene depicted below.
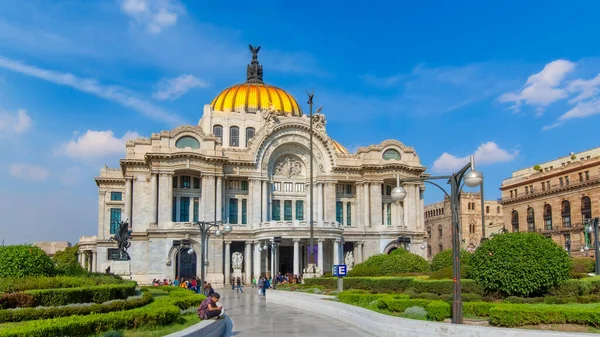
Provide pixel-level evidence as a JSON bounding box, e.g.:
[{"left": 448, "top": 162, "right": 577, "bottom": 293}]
[{"left": 218, "top": 287, "right": 371, "bottom": 336}]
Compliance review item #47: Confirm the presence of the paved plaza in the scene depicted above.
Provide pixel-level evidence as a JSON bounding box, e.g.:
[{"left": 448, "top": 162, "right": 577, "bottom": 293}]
[{"left": 219, "top": 288, "right": 371, "bottom": 336}]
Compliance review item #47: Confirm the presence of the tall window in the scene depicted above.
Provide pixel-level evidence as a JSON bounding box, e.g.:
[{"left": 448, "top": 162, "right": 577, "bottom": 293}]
[
  {"left": 180, "top": 197, "right": 190, "bottom": 222},
  {"left": 336, "top": 201, "right": 343, "bottom": 223},
  {"left": 193, "top": 177, "right": 201, "bottom": 189},
  {"left": 284, "top": 200, "right": 292, "bottom": 221},
  {"left": 486, "top": 206, "right": 490, "bottom": 214},
  {"left": 245, "top": 127, "right": 255, "bottom": 147},
  {"left": 497, "top": 206, "right": 501, "bottom": 214},
  {"left": 527, "top": 207, "right": 535, "bottom": 232},
  {"left": 544, "top": 204, "right": 552, "bottom": 230},
  {"left": 110, "top": 192, "right": 122, "bottom": 201},
  {"left": 110, "top": 208, "right": 121, "bottom": 234},
  {"left": 229, "top": 198, "right": 238, "bottom": 224},
  {"left": 427, "top": 227, "right": 432, "bottom": 237},
  {"left": 241, "top": 199, "right": 247, "bottom": 224},
  {"left": 213, "top": 125, "right": 223, "bottom": 143},
  {"left": 295, "top": 200, "right": 304, "bottom": 220},
  {"left": 193, "top": 198, "right": 199, "bottom": 222},
  {"left": 386, "top": 204, "right": 392, "bottom": 226},
  {"left": 229, "top": 126, "right": 239, "bottom": 147},
  {"left": 181, "top": 176, "right": 191, "bottom": 188},
  {"left": 438, "top": 225, "right": 443, "bottom": 237},
  {"left": 272, "top": 200, "right": 281, "bottom": 221},
  {"left": 582, "top": 196, "right": 592, "bottom": 220},
  {"left": 172, "top": 197, "right": 177, "bottom": 222},
  {"left": 562, "top": 200, "right": 571, "bottom": 227},
  {"left": 511, "top": 210, "right": 519, "bottom": 232},
  {"left": 172, "top": 176, "right": 178, "bottom": 188},
  {"left": 347, "top": 202, "right": 352, "bottom": 226}
]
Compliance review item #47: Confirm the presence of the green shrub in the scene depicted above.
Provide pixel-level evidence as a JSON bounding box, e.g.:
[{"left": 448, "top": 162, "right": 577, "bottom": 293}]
[
  {"left": 348, "top": 250, "right": 430, "bottom": 277},
  {"left": 381, "top": 298, "right": 431, "bottom": 312},
  {"left": 489, "top": 304, "right": 600, "bottom": 327},
  {"left": 430, "top": 249, "right": 472, "bottom": 271},
  {"left": 101, "top": 331, "right": 123, "bottom": 337},
  {"left": 425, "top": 301, "right": 451, "bottom": 321},
  {"left": 463, "top": 302, "right": 495, "bottom": 317},
  {"left": 0, "top": 245, "right": 55, "bottom": 278},
  {"left": 305, "top": 277, "right": 484, "bottom": 295},
  {"left": 0, "top": 275, "right": 125, "bottom": 293},
  {"left": 52, "top": 245, "right": 87, "bottom": 276},
  {"left": 428, "top": 265, "right": 470, "bottom": 280},
  {"left": 22, "top": 282, "right": 137, "bottom": 307},
  {"left": 0, "top": 293, "right": 35, "bottom": 309},
  {"left": 403, "top": 306, "right": 427, "bottom": 320},
  {"left": 572, "top": 257, "right": 595, "bottom": 274},
  {"left": 469, "top": 232, "right": 571, "bottom": 297}
]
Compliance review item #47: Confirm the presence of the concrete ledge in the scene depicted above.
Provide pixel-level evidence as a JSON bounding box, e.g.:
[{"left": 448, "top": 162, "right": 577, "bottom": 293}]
[
  {"left": 267, "top": 290, "right": 594, "bottom": 337},
  {"left": 165, "top": 315, "right": 232, "bottom": 337}
]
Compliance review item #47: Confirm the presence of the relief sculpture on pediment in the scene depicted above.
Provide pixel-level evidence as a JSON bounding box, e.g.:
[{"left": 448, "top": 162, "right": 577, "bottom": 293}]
[{"left": 274, "top": 156, "right": 304, "bottom": 178}]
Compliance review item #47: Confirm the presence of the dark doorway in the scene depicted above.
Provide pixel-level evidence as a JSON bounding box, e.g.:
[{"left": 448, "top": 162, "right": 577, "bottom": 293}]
[
  {"left": 279, "top": 246, "right": 293, "bottom": 275},
  {"left": 176, "top": 248, "right": 197, "bottom": 279}
]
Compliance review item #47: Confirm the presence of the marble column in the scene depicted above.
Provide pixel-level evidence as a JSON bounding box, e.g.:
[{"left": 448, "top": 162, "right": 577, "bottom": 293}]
[
  {"left": 253, "top": 241, "right": 261, "bottom": 278},
  {"left": 98, "top": 191, "right": 106, "bottom": 240},
  {"left": 150, "top": 173, "right": 158, "bottom": 227},
  {"left": 158, "top": 173, "right": 173, "bottom": 225},
  {"left": 317, "top": 239, "right": 324, "bottom": 272},
  {"left": 363, "top": 183, "right": 370, "bottom": 227},
  {"left": 293, "top": 239, "right": 300, "bottom": 275},
  {"left": 317, "top": 183, "right": 323, "bottom": 224},
  {"left": 92, "top": 251, "right": 97, "bottom": 272},
  {"left": 244, "top": 241, "right": 252, "bottom": 283},
  {"left": 216, "top": 177, "right": 223, "bottom": 222},
  {"left": 357, "top": 242, "right": 363, "bottom": 263},
  {"left": 370, "top": 183, "right": 383, "bottom": 226},
  {"left": 251, "top": 179, "right": 262, "bottom": 227},
  {"left": 224, "top": 241, "right": 231, "bottom": 285},
  {"left": 78, "top": 250, "right": 83, "bottom": 267},
  {"left": 124, "top": 177, "right": 132, "bottom": 223},
  {"left": 383, "top": 203, "right": 388, "bottom": 226},
  {"left": 333, "top": 240, "right": 340, "bottom": 265},
  {"left": 262, "top": 180, "right": 268, "bottom": 222}
]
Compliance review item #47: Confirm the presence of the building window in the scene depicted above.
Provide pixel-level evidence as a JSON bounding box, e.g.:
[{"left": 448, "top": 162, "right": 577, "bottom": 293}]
[
  {"left": 486, "top": 206, "right": 490, "bottom": 214},
  {"left": 193, "top": 198, "right": 199, "bottom": 222},
  {"left": 229, "top": 126, "right": 239, "bottom": 147},
  {"left": 245, "top": 127, "right": 255, "bottom": 147},
  {"left": 284, "top": 200, "right": 292, "bottom": 221},
  {"left": 175, "top": 136, "right": 200, "bottom": 149},
  {"left": 579, "top": 172, "right": 583, "bottom": 182},
  {"left": 172, "top": 197, "right": 177, "bottom": 222},
  {"left": 559, "top": 177, "right": 564, "bottom": 186},
  {"left": 427, "top": 227, "right": 432, "bottom": 238},
  {"left": 386, "top": 204, "right": 392, "bottom": 226},
  {"left": 527, "top": 207, "right": 535, "bottom": 232},
  {"left": 438, "top": 244, "right": 443, "bottom": 254},
  {"left": 544, "top": 204, "right": 552, "bottom": 230},
  {"left": 525, "top": 186, "right": 529, "bottom": 195},
  {"left": 181, "top": 176, "right": 191, "bottom": 188},
  {"left": 107, "top": 248, "right": 127, "bottom": 261},
  {"left": 382, "top": 149, "right": 401, "bottom": 160},
  {"left": 511, "top": 210, "right": 519, "bottom": 232},
  {"left": 272, "top": 200, "right": 281, "bottom": 221},
  {"left": 180, "top": 197, "right": 190, "bottom": 222},
  {"left": 284, "top": 182, "right": 293, "bottom": 192},
  {"left": 241, "top": 199, "right": 247, "bottom": 224},
  {"left": 295, "top": 183, "right": 305, "bottom": 192},
  {"left": 272, "top": 182, "right": 281, "bottom": 191},
  {"left": 229, "top": 198, "right": 238, "bottom": 224},
  {"left": 295, "top": 200, "right": 304, "bottom": 220},
  {"left": 562, "top": 200, "right": 571, "bottom": 227},
  {"left": 510, "top": 191, "right": 513, "bottom": 198},
  {"left": 497, "top": 206, "right": 501, "bottom": 214},
  {"left": 336, "top": 201, "right": 343, "bottom": 223},
  {"left": 173, "top": 176, "right": 178, "bottom": 188},
  {"left": 541, "top": 182, "right": 546, "bottom": 191},
  {"left": 347, "top": 202, "right": 352, "bottom": 226},
  {"left": 585, "top": 171, "right": 590, "bottom": 180},
  {"left": 193, "top": 177, "right": 200, "bottom": 189},
  {"left": 241, "top": 181, "right": 248, "bottom": 191},
  {"left": 386, "top": 185, "right": 392, "bottom": 195},
  {"left": 346, "top": 184, "right": 353, "bottom": 194},
  {"left": 213, "top": 125, "right": 223, "bottom": 143},
  {"left": 110, "top": 208, "right": 121, "bottom": 234},
  {"left": 110, "top": 192, "right": 122, "bottom": 201},
  {"left": 582, "top": 196, "right": 592, "bottom": 219},
  {"left": 565, "top": 176, "right": 570, "bottom": 185},
  {"left": 438, "top": 225, "right": 443, "bottom": 237}
]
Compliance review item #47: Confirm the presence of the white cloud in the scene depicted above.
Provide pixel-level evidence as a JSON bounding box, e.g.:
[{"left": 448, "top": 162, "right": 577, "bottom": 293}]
[
  {"left": 56, "top": 130, "right": 140, "bottom": 159},
  {"left": 432, "top": 142, "right": 519, "bottom": 173},
  {"left": 558, "top": 98, "right": 600, "bottom": 121},
  {"left": 499, "top": 59, "right": 575, "bottom": 112},
  {"left": 9, "top": 163, "right": 49, "bottom": 181},
  {"left": 121, "top": 0, "right": 184, "bottom": 34},
  {"left": 153, "top": 74, "right": 208, "bottom": 101},
  {"left": 0, "top": 108, "right": 31, "bottom": 134},
  {"left": 0, "top": 56, "right": 183, "bottom": 125},
  {"left": 542, "top": 123, "right": 562, "bottom": 131}
]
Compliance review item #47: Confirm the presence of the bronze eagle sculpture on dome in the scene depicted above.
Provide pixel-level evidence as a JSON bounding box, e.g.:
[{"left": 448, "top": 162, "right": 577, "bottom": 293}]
[
  {"left": 249, "top": 44, "right": 261, "bottom": 60},
  {"left": 110, "top": 220, "right": 132, "bottom": 260}
]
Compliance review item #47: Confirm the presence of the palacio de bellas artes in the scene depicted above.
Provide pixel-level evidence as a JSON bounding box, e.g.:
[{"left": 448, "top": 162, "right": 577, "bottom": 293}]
[{"left": 78, "top": 46, "right": 428, "bottom": 286}]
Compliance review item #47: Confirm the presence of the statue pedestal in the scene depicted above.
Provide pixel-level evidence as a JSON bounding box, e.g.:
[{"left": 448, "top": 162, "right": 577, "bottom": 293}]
[
  {"left": 232, "top": 269, "right": 242, "bottom": 282},
  {"left": 302, "top": 263, "right": 321, "bottom": 282}
]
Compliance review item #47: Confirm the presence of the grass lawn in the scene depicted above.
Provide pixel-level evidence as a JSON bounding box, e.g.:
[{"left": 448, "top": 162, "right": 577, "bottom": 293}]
[{"left": 119, "top": 313, "right": 201, "bottom": 337}]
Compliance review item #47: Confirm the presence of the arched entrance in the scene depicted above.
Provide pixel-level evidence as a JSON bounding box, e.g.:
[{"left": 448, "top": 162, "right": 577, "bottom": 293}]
[{"left": 176, "top": 248, "right": 197, "bottom": 279}]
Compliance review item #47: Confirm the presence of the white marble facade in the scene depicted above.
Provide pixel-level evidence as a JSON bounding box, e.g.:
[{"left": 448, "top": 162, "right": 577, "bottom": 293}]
[{"left": 78, "top": 50, "right": 428, "bottom": 285}]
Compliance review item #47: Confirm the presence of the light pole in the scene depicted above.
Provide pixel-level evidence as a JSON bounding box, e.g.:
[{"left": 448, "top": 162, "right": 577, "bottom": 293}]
[
  {"left": 258, "top": 240, "right": 278, "bottom": 289},
  {"left": 306, "top": 90, "right": 322, "bottom": 274},
  {"left": 585, "top": 218, "right": 600, "bottom": 274},
  {"left": 391, "top": 155, "right": 483, "bottom": 324},
  {"left": 337, "top": 236, "right": 345, "bottom": 292},
  {"left": 189, "top": 221, "right": 232, "bottom": 287}
]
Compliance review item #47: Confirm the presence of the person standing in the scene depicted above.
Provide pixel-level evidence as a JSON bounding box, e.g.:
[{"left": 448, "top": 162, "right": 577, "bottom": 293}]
[
  {"left": 261, "top": 276, "right": 270, "bottom": 298},
  {"left": 236, "top": 277, "right": 243, "bottom": 293}
]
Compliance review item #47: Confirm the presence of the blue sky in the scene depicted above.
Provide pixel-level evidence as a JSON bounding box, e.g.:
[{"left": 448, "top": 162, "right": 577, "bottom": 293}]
[{"left": 1, "top": 0, "right": 600, "bottom": 245}]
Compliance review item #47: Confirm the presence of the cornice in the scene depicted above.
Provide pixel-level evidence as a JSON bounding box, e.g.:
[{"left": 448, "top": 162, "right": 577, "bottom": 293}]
[{"left": 500, "top": 179, "right": 600, "bottom": 205}]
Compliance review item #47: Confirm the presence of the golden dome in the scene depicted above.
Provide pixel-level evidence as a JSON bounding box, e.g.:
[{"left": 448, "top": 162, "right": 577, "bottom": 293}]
[
  {"left": 210, "top": 44, "right": 302, "bottom": 116},
  {"left": 211, "top": 83, "right": 302, "bottom": 116},
  {"left": 331, "top": 139, "right": 349, "bottom": 154}
]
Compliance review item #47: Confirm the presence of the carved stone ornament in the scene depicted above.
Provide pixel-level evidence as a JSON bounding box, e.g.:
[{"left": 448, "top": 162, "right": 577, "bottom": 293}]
[
  {"left": 312, "top": 113, "right": 326, "bottom": 131},
  {"left": 274, "top": 156, "right": 303, "bottom": 177},
  {"left": 345, "top": 251, "right": 354, "bottom": 269},
  {"left": 231, "top": 252, "right": 243, "bottom": 270}
]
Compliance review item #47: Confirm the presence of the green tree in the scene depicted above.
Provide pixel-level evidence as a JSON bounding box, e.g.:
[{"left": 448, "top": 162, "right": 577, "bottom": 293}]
[
  {"left": 430, "top": 249, "right": 472, "bottom": 271},
  {"left": 0, "top": 245, "right": 55, "bottom": 278},
  {"left": 469, "top": 232, "right": 571, "bottom": 297},
  {"left": 53, "top": 245, "right": 87, "bottom": 276}
]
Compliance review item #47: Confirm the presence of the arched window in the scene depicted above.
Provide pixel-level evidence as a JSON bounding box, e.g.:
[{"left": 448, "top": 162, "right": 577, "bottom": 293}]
[
  {"left": 438, "top": 224, "right": 443, "bottom": 238},
  {"left": 245, "top": 127, "right": 255, "bottom": 147},
  {"left": 438, "top": 243, "right": 443, "bottom": 253},
  {"left": 582, "top": 196, "right": 592, "bottom": 220},
  {"left": 382, "top": 149, "right": 401, "bottom": 160},
  {"left": 511, "top": 210, "right": 519, "bottom": 232},
  {"left": 175, "top": 136, "right": 200, "bottom": 149},
  {"left": 486, "top": 206, "right": 490, "bottom": 214},
  {"left": 427, "top": 227, "right": 432, "bottom": 238},
  {"left": 229, "top": 126, "right": 239, "bottom": 147},
  {"left": 562, "top": 200, "right": 571, "bottom": 228},
  {"left": 527, "top": 207, "right": 535, "bottom": 232},
  {"left": 543, "top": 204, "right": 552, "bottom": 230},
  {"left": 497, "top": 206, "right": 501, "bottom": 214},
  {"left": 213, "top": 125, "right": 223, "bottom": 143}
]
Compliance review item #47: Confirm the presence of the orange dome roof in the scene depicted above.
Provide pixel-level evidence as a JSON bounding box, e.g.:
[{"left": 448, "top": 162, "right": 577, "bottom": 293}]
[
  {"left": 211, "top": 83, "right": 302, "bottom": 116},
  {"left": 331, "top": 139, "right": 350, "bottom": 154}
]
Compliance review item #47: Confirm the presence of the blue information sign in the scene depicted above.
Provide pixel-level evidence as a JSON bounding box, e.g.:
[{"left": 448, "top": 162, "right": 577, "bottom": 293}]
[{"left": 333, "top": 264, "right": 347, "bottom": 277}]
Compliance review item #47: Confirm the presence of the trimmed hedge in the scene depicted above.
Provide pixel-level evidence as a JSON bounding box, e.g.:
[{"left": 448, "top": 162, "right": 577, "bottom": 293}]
[
  {"left": 489, "top": 304, "right": 600, "bottom": 327},
  {"left": 572, "top": 257, "right": 595, "bottom": 274},
  {"left": 348, "top": 249, "right": 430, "bottom": 276},
  {"left": 0, "top": 275, "right": 126, "bottom": 293},
  {"left": 0, "top": 290, "right": 153, "bottom": 323},
  {"left": 20, "top": 283, "right": 137, "bottom": 308},
  {"left": 306, "top": 277, "right": 485, "bottom": 295},
  {"left": 428, "top": 265, "right": 469, "bottom": 280}
]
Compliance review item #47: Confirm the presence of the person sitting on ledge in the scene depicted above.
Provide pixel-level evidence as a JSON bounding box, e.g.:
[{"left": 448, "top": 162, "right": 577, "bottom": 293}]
[{"left": 198, "top": 292, "right": 223, "bottom": 320}]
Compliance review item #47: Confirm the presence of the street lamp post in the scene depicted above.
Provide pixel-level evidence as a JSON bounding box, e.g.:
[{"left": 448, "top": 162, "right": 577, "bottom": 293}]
[
  {"left": 190, "top": 221, "right": 232, "bottom": 286},
  {"left": 391, "top": 155, "right": 483, "bottom": 324},
  {"left": 258, "top": 240, "right": 278, "bottom": 289},
  {"left": 337, "top": 236, "right": 345, "bottom": 293},
  {"left": 585, "top": 218, "right": 600, "bottom": 274}
]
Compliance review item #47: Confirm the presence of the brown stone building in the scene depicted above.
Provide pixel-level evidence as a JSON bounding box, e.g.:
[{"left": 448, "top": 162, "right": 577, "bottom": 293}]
[
  {"left": 33, "top": 242, "right": 72, "bottom": 257},
  {"left": 499, "top": 147, "right": 600, "bottom": 255},
  {"left": 424, "top": 192, "right": 504, "bottom": 258}
]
